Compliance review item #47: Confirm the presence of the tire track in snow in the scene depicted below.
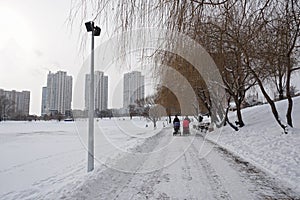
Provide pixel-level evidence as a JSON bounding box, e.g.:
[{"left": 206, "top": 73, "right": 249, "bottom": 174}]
[
  {"left": 56, "top": 130, "right": 167, "bottom": 200},
  {"left": 112, "top": 131, "right": 167, "bottom": 200},
  {"left": 194, "top": 131, "right": 299, "bottom": 199},
  {"left": 120, "top": 129, "right": 172, "bottom": 200},
  {"left": 180, "top": 150, "right": 196, "bottom": 199},
  {"left": 215, "top": 145, "right": 299, "bottom": 199},
  {"left": 188, "top": 142, "right": 232, "bottom": 200}
]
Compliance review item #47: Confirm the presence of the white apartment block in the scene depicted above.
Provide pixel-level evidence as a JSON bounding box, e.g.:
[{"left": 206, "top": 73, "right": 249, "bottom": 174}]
[
  {"left": 85, "top": 71, "right": 108, "bottom": 111},
  {"left": 0, "top": 89, "right": 30, "bottom": 115},
  {"left": 123, "top": 71, "right": 145, "bottom": 108},
  {"left": 41, "top": 71, "right": 72, "bottom": 116}
]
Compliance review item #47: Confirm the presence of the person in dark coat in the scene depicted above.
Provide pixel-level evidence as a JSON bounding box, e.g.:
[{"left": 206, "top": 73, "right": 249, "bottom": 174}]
[
  {"left": 173, "top": 115, "right": 180, "bottom": 124},
  {"left": 173, "top": 115, "right": 180, "bottom": 135},
  {"left": 198, "top": 115, "right": 203, "bottom": 122}
]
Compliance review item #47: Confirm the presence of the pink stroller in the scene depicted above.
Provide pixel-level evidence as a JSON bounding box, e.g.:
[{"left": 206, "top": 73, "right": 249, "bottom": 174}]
[{"left": 182, "top": 118, "right": 190, "bottom": 135}]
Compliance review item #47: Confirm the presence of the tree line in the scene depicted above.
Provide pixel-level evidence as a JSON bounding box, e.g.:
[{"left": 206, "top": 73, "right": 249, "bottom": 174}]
[{"left": 71, "top": 0, "right": 299, "bottom": 133}]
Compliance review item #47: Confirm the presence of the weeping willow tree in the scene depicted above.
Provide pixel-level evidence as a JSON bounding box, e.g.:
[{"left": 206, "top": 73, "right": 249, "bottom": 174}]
[
  {"left": 68, "top": 0, "right": 228, "bottom": 30},
  {"left": 69, "top": 0, "right": 229, "bottom": 124},
  {"left": 68, "top": 0, "right": 249, "bottom": 129},
  {"left": 69, "top": 0, "right": 300, "bottom": 133}
]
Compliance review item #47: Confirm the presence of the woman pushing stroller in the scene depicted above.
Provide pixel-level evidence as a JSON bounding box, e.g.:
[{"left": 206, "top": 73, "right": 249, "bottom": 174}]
[
  {"left": 182, "top": 116, "right": 191, "bottom": 135},
  {"left": 173, "top": 115, "right": 190, "bottom": 136},
  {"left": 173, "top": 115, "right": 180, "bottom": 135}
]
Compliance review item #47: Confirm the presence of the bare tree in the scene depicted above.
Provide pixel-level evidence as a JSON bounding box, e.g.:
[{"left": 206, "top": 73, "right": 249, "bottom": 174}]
[
  {"left": 246, "top": 0, "right": 300, "bottom": 131},
  {"left": 191, "top": 0, "right": 259, "bottom": 127},
  {"left": 281, "top": 0, "right": 300, "bottom": 127},
  {"left": 0, "top": 95, "right": 14, "bottom": 121},
  {"left": 71, "top": 0, "right": 299, "bottom": 133},
  {"left": 143, "top": 95, "right": 166, "bottom": 128},
  {"left": 233, "top": 0, "right": 290, "bottom": 133}
]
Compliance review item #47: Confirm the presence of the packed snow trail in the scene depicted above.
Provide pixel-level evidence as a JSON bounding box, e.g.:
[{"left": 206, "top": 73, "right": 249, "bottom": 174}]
[{"left": 50, "top": 127, "right": 298, "bottom": 200}]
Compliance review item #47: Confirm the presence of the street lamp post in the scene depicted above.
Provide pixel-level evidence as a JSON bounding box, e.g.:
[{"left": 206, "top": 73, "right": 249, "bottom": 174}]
[{"left": 85, "top": 21, "right": 101, "bottom": 172}]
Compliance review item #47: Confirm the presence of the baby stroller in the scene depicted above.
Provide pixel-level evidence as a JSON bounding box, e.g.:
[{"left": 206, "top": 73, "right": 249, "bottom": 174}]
[
  {"left": 173, "top": 122, "right": 180, "bottom": 136},
  {"left": 182, "top": 118, "right": 190, "bottom": 135}
]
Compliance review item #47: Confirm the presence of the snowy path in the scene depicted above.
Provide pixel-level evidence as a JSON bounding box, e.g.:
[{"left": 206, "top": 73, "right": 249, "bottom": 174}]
[{"left": 51, "top": 127, "right": 298, "bottom": 200}]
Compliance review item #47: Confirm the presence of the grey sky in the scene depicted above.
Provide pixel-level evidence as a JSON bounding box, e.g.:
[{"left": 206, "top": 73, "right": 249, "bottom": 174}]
[
  {"left": 0, "top": 0, "right": 154, "bottom": 115},
  {"left": 0, "top": 0, "right": 88, "bottom": 115}
]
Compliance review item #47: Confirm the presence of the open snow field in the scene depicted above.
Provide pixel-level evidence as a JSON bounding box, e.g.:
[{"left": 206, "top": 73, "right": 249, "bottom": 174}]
[
  {"left": 0, "top": 97, "right": 299, "bottom": 199},
  {"left": 0, "top": 118, "right": 164, "bottom": 199},
  {"left": 0, "top": 121, "right": 86, "bottom": 199}
]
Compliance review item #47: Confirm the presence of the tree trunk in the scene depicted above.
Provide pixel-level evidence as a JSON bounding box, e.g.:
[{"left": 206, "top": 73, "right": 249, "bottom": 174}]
[
  {"left": 286, "top": 59, "right": 293, "bottom": 127},
  {"left": 286, "top": 96, "right": 293, "bottom": 127},
  {"left": 234, "top": 97, "right": 245, "bottom": 127},
  {"left": 254, "top": 71, "right": 288, "bottom": 133},
  {"left": 241, "top": 48, "right": 288, "bottom": 132},
  {"left": 236, "top": 105, "right": 245, "bottom": 127},
  {"left": 224, "top": 98, "right": 239, "bottom": 131},
  {"left": 278, "top": 77, "right": 284, "bottom": 100}
]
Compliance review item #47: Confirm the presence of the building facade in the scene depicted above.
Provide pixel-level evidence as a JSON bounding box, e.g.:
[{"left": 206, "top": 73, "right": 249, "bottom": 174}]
[
  {"left": 41, "top": 87, "right": 47, "bottom": 116},
  {"left": 41, "top": 71, "right": 73, "bottom": 116},
  {"left": 85, "top": 71, "right": 108, "bottom": 111},
  {"left": 0, "top": 88, "right": 30, "bottom": 116},
  {"left": 123, "top": 71, "right": 145, "bottom": 108}
]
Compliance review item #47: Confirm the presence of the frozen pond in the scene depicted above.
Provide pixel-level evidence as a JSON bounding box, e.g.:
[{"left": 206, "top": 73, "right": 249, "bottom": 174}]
[{"left": 0, "top": 118, "right": 162, "bottom": 199}]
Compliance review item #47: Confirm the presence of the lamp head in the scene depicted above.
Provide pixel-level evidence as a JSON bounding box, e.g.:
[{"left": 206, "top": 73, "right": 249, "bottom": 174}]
[
  {"left": 85, "top": 21, "right": 94, "bottom": 32},
  {"left": 94, "top": 26, "right": 101, "bottom": 36}
]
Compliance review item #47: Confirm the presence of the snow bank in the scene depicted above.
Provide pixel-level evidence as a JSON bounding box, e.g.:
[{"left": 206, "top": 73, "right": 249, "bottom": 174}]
[{"left": 203, "top": 96, "right": 300, "bottom": 193}]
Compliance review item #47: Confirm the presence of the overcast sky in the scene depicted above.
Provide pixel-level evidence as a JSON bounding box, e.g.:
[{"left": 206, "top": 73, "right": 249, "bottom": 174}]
[
  {"left": 0, "top": 0, "right": 156, "bottom": 115},
  {"left": 0, "top": 0, "right": 83, "bottom": 115}
]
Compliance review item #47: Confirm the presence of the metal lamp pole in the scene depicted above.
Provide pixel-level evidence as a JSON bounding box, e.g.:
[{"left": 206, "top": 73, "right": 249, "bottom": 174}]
[{"left": 85, "top": 21, "right": 101, "bottom": 172}]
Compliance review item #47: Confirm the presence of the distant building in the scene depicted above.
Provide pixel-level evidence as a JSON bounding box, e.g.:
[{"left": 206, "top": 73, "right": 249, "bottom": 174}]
[
  {"left": 123, "top": 71, "right": 145, "bottom": 108},
  {"left": 85, "top": 71, "right": 108, "bottom": 111},
  {"left": 41, "top": 87, "right": 47, "bottom": 116},
  {"left": 0, "top": 88, "right": 30, "bottom": 116},
  {"left": 41, "top": 71, "right": 73, "bottom": 116}
]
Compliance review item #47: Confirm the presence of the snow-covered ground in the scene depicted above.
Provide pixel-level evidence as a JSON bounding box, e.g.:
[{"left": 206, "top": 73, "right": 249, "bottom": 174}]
[
  {"left": 0, "top": 118, "right": 164, "bottom": 199},
  {"left": 0, "top": 97, "right": 299, "bottom": 199},
  {"left": 0, "top": 121, "right": 86, "bottom": 199},
  {"left": 201, "top": 96, "right": 300, "bottom": 194},
  {"left": 48, "top": 129, "right": 289, "bottom": 199}
]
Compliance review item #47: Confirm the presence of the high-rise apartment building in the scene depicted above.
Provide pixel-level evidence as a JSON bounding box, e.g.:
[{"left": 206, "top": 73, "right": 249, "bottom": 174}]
[
  {"left": 85, "top": 71, "right": 108, "bottom": 111},
  {"left": 123, "top": 71, "right": 145, "bottom": 108},
  {"left": 0, "top": 89, "right": 30, "bottom": 116},
  {"left": 41, "top": 87, "right": 47, "bottom": 116},
  {"left": 41, "top": 71, "right": 73, "bottom": 116}
]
